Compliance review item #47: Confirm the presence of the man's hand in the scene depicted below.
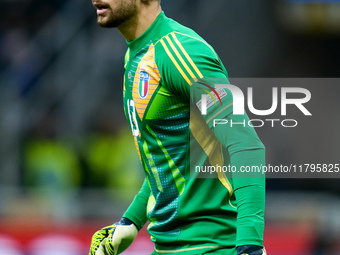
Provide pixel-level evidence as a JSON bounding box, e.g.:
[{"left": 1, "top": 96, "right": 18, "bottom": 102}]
[
  {"left": 89, "top": 218, "right": 138, "bottom": 255},
  {"left": 237, "top": 245, "right": 267, "bottom": 255}
]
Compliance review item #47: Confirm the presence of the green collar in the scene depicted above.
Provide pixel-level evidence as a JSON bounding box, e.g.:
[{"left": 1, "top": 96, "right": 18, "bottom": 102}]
[{"left": 127, "top": 11, "right": 166, "bottom": 57}]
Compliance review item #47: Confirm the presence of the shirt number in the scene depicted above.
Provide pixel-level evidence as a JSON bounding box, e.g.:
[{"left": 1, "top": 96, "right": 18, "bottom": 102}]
[{"left": 127, "top": 99, "right": 139, "bottom": 137}]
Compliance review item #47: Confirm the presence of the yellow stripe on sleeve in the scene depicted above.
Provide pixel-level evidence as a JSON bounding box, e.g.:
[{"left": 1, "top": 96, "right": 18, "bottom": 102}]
[
  {"left": 171, "top": 33, "right": 204, "bottom": 79},
  {"left": 159, "top": 39, "right": 191, "bottom": 85},
  {"left": 164, "top": 35, "right": 197, "bottom": 80},
  {"left": 190, "top": 108, "right": 233, "bottom": 196}
]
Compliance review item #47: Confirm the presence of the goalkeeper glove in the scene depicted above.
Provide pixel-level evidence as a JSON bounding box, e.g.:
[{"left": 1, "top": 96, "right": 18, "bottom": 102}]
[
  {"left": 237, "top": 245, "right": 266, "bottom": 255},
  {"left": 89, "top": 217, "right": 138, "bottom": 255}
]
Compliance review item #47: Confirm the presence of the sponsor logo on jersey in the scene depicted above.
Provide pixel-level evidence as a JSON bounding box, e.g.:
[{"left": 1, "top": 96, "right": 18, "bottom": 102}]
[
  {"left": 196, "top": 82, "right": 227, "bottom": 113},
  {"left": 196, "top": 88, "right": 227, "bottom": 112},
  {"left": 139, "top": 71, "right": 149, "bottom": 98}
]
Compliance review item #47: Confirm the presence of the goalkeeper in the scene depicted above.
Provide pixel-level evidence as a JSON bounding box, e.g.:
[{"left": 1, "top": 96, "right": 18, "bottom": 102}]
[{"left": 89, "top": 0, "right": 266, "bottom": 254}]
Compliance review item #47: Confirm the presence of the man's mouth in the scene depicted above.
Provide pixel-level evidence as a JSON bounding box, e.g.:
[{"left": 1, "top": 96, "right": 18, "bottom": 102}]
[{"left": 93, "top": 2, "right": 109, "bottom": 15}]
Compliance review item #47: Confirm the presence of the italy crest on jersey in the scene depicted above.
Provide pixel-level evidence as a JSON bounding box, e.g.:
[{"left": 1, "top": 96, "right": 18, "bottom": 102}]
[{"left": 139, "top": 71, "right": 149, "bottom": 98}]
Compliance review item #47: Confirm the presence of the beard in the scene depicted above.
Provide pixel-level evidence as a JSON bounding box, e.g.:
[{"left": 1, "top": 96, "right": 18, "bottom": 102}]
[{"left": 97, "top": 0, "right": 138, "bottom": 28}]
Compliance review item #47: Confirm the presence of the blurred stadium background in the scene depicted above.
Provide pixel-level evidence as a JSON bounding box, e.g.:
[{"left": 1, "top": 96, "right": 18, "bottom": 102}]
[{"left": 1, "top": 0, "right": 340, "bottom": 254}]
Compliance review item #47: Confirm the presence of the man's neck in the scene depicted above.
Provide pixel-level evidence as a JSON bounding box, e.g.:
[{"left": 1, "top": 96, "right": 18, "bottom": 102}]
[{"left": 118, "top": 3, "right": 162, "bottom": 42}]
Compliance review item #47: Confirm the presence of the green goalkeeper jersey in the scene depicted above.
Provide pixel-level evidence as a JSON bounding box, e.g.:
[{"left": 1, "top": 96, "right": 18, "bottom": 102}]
[{"left": 122, "top": 12, "right": 265, "bottom": 254}]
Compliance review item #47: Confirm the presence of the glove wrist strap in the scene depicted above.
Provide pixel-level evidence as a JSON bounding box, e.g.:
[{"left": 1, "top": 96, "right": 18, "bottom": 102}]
[{"left": 118, "top": 217, "right": 139, "bottom": 230}]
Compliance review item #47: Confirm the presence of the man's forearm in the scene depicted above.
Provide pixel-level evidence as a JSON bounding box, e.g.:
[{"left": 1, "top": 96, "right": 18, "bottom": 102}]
[
  {"left": 231, "top": 149, "right": 265, "bottom": 247},
  {"left": 123, "top": 178, "right": 150, "bottom": 230},
  {"left": 232, "top": 150, "right": 265, "bottom": 246},
  {"left": 213, "top": 114, "right": 266, "bottom": 248}
]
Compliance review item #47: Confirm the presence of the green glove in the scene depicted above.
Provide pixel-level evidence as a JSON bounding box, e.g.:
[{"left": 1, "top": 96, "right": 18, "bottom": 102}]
[{"left": 89, "top": 218, "right": 138, "bottom": 255}]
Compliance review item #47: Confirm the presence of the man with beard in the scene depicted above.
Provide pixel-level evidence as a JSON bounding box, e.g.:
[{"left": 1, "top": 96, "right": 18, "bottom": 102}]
[{"left": 89, "top": 1, "right": 266, "bottom": 255}]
